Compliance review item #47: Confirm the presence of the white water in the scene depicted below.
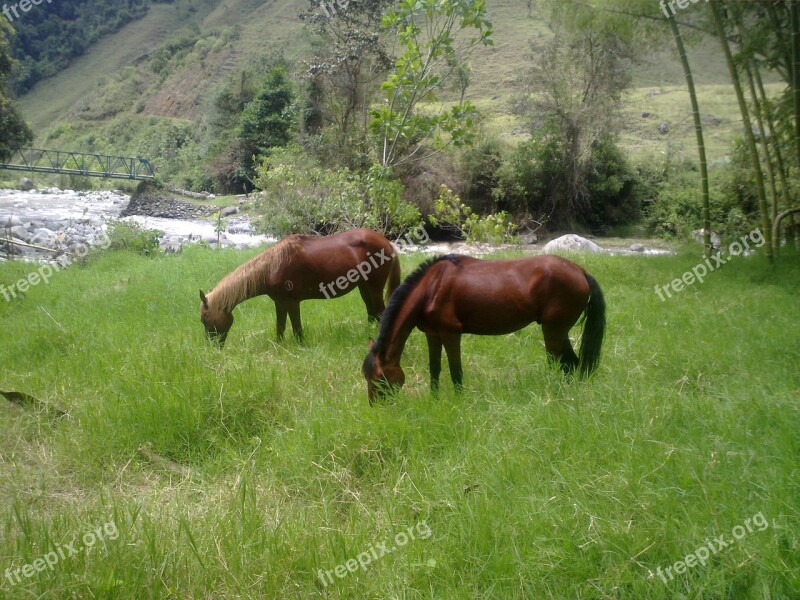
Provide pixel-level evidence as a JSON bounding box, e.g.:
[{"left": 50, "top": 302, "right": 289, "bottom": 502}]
[{"left": 0, "top": 188, "right": 272, "bottom": 257}]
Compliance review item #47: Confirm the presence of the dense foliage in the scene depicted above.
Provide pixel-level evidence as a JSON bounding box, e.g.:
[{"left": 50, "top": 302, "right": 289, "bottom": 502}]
[
  {"left": 7, "top": 0, "right": 152, "bottom": 94},
  {"left": 0, "top": 19, "right": 31, "bottom": 161}
]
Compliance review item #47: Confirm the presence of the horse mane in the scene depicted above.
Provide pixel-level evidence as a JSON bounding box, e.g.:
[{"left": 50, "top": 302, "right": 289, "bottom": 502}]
[
  {"left": 208, "top": 236, "right": 306, "bottom": 311},
  {"left": 371, "top": 254, "right": 462, "bottom": 356}
]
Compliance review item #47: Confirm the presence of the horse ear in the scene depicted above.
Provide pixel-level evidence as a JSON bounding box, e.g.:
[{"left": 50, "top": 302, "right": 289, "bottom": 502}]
[
  {"left": 368, "top": 338, "right": 375, "bottom": 350},
  {"left": 199, "top": 290, "right": 209, "bottom": 309}
]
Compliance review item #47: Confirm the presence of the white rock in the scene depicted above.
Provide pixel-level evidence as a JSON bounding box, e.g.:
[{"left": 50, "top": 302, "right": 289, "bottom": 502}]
[{"left": 542, "top": 234, "right": 603, "bottom": 254}]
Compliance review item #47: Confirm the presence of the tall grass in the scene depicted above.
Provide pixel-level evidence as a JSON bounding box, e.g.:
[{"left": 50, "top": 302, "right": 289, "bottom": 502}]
[{"left": 0, "top": 245, "right": 798, "bottom": 598}]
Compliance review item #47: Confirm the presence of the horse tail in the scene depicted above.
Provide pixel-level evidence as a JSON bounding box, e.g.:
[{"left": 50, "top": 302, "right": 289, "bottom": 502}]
[
  {"left": 385, "top": 250, "right": 401, "bottom": 303},
  {"left": 578, "top": 272, "right": 606, "bottom": 378}
]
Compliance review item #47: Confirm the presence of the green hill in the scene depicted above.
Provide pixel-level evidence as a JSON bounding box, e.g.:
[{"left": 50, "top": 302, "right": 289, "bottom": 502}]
[{"left": 12, "top": 0, "right": 744, "bottom": 189}]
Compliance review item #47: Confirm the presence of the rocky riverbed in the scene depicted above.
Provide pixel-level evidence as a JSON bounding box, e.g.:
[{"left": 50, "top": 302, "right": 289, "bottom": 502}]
[
  {"left": 1, "top": 187, "right": 674, "bottom": 264},
  {"left": 0, "top": 187, "right": 272, "bottom": 262}
]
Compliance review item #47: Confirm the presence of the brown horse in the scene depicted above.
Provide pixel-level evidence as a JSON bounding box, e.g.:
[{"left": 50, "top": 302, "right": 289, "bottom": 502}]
[
  {"left": 200, "top": 228, "right": 401, "bottom": 346},
  {"left": 362, "top": 254, "right": 605, "bottom": 403}
]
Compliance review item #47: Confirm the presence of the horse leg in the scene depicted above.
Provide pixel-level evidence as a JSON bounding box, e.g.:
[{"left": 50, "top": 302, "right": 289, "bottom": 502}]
[
  {"left": 542, "top": 323, "right": 579, "bottom": 375},
  {"left": 442, "top": 334, "right": 463, "bottom": 392},
  {"left": 358, "top": 285, "right": 381, "bottom": 323},
  {"left": 275, "top": 302, "right": 288, "bottom": 341},
  {"left": 287, "top": 301, "right": 303, "bottom": 341},
  {"left": 425, "top": 333, "right": 443, "bottom": 395}
]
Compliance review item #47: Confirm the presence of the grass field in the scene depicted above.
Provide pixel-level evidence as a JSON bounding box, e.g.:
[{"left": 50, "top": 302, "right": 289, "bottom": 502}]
[{"left": 0, "top": 243, "right": 798, "bottom": 598}]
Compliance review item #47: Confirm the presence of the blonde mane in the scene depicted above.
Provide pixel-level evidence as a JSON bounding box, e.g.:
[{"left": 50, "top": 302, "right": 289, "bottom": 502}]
[{"left": 207, "top": 236, "right": 305, "bottom": 311}]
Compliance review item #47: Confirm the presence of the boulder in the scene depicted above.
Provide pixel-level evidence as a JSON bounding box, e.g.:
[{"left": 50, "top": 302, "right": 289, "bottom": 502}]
[
  {"left": 542, "top": 234, "right": 603, "bottom": 254},
  {"left": 9, "top": 225, "right": 31, "bottom": 242},
  {"left": 19, "top": 177, "right": 34, "bottom": 191},
  {"left": 629, "top": 243, "right": 645, "bottom": 252}
]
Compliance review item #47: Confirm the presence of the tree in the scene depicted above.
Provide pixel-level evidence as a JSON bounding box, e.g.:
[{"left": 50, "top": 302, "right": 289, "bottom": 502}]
[
  {"left": 711, "top": 2, "right": 773, "bottom": 260},
  {"left": 369, "top": 0, "right": 493, "bottom": 168},
  {"left": 232, "top": 66, "right": 295, "bottom": 190},
  {"left": 0, "top": 19, "right": 32, "bottom": 162},
  {"left": 664, "top": 3, "right": 711, "bottom": 253},
  {"left": 300, "top": 0, "right": 394, "bottom": 139},
  {"left": 513, "top": 0, "right": 639, "bottom": 228}
]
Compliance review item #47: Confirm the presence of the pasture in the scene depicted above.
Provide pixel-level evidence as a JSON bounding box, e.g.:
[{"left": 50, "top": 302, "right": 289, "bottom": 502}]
[{"left": 0, "top": 244, "right": 798, "bottom": 599}]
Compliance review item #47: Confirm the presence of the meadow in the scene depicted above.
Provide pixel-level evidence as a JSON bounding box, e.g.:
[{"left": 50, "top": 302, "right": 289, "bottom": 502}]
[{"left": 0, "top": 243, "right": 798, "bottom": 599}]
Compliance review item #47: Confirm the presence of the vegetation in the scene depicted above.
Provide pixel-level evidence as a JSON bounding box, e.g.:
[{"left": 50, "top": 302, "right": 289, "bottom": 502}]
[
  {"left": 2, "top": 0, "right": 795, "bottom": 245},
  {"left": 7, "top": 0, "right": 151, "bottom": 94},
  {"left": 1, "top": 3, "right": 798, "bottom": 597},
  {"left": 0, "top": 244, "right": 798, "bottom": 598},
  {"left": 253, "top": 148, "right": 420, "bottom": 236},
  {"left": 0, "top": 19, "right": 31, "bottom": 162}
]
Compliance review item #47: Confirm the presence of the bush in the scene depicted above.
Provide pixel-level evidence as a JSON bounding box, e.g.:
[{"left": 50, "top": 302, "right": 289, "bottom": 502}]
[
  {"left": 643, "top": 141, "right": 760, "bottom": 241},
  {"left": 461, "top": 138, "right": 504, "bottom": 213},
  {"left": 252, "top": 148, "right": 421, "bottom": 236},
  {"left": 106, "top": 221, "right": 163, "bottom": 256},
  {"left": 584, "top": 135, "right": 640, "bottom": 232},
  {"left": 429, "top": 185, "right": 517, "bottom": 245},
  {"left": 494, "top": 132, "right": 639, "bottom": 233}
]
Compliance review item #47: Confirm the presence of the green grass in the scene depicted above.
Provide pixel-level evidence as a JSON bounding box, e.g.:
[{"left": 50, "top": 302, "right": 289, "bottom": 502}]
[{"left": 0, "top": 245, "right": 798, "bottom": 598}]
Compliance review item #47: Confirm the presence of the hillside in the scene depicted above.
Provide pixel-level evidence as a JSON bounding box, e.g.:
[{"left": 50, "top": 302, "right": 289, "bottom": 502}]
[{"left": 8, "top": 0, "right": 749, "bottom": 191}]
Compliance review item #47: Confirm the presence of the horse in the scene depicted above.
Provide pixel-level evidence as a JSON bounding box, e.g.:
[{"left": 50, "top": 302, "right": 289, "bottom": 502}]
[
  {"left": 200, "top": 228, "right": 401, "bottom": 346},
  {"left": 362, "top": 254, "right": 605, "bottom": 404}
]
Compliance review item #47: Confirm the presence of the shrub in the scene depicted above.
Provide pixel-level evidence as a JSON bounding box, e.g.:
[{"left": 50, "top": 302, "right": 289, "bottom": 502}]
[
  {"left": 494, "top": 132, "right": 639, "bottom": 233},
  {"left": 429, "top": 185, "right": 517, "bottom": 245},
  {"left": 643, "top": 141, "right": 761, "bottom": 241},
  {"left": 252, "top": 148, "right": 421, "bottom": 236},
  {"left": 106, "top": 221, "right": 163, "bottom": 256}
]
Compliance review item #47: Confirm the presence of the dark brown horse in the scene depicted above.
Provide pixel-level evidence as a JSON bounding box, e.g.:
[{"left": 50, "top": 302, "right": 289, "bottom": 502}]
[
  {"left": 200, "top": 228, "right": 401, "bottom": 346},
  {"left": 362, "top": 254, "right": 605, "bottom": 403}
]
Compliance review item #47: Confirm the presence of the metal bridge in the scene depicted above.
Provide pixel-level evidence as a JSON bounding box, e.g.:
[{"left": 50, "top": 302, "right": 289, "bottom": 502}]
[{"left": 0, "top": 148, "right": 155, "bottom": 181}]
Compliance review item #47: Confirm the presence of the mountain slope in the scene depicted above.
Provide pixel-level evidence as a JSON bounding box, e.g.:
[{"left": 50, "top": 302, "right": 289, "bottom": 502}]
[{"left": 13, "top": 0, "right": 743, "bottom": 188}]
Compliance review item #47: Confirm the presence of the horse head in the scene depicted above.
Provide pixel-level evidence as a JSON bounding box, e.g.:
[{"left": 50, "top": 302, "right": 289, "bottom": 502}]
[
  {"left": 362, "top": 339, "right": 405, "bottom": 404},
  {"left": 199, "top": 290, "right": 233, "bottom": 347}
]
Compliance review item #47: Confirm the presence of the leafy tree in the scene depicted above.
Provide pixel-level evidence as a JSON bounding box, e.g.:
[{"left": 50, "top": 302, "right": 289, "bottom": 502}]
[
  {"left": 512, "top": 0, "right": 638, "bottom": 229},
  {"left": 369, "top": 0, "right": 493, "bottom": 168},
  {"left": 225, "top": 66, "right": 295, "bottom": 191},
  {"left": 0, "top": 19, "right": 32, "bottom": 162},
  {"left": 299, "top": 0, "right": 394, "bottom": 140}
]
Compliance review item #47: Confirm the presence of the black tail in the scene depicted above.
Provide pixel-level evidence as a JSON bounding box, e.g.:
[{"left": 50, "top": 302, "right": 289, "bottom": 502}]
[{"left": 578, "top": 273, "right": 605, "bottom": 378}]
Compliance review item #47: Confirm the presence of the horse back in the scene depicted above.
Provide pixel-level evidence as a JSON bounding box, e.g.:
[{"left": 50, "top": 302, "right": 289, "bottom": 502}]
[{"left": 421, "top": 255, "right": 590, "bottom": 334}]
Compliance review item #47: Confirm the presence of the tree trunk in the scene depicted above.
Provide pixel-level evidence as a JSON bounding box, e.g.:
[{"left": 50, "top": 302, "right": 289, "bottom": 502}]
[
  {"left": 712, "top": 2, "right": 773, "bottom": 260},
  {"left": 744, "top": 61, "right": 779, "bottom": 224},
  {"left": 792, "top": 1, "right": 800, "bottom": 171},
  {"left": 753, "top": 65, "right": 796, "bottom": 246},
  {"left": 667, "top": 8, "right": 711, "bottom": 254}
]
